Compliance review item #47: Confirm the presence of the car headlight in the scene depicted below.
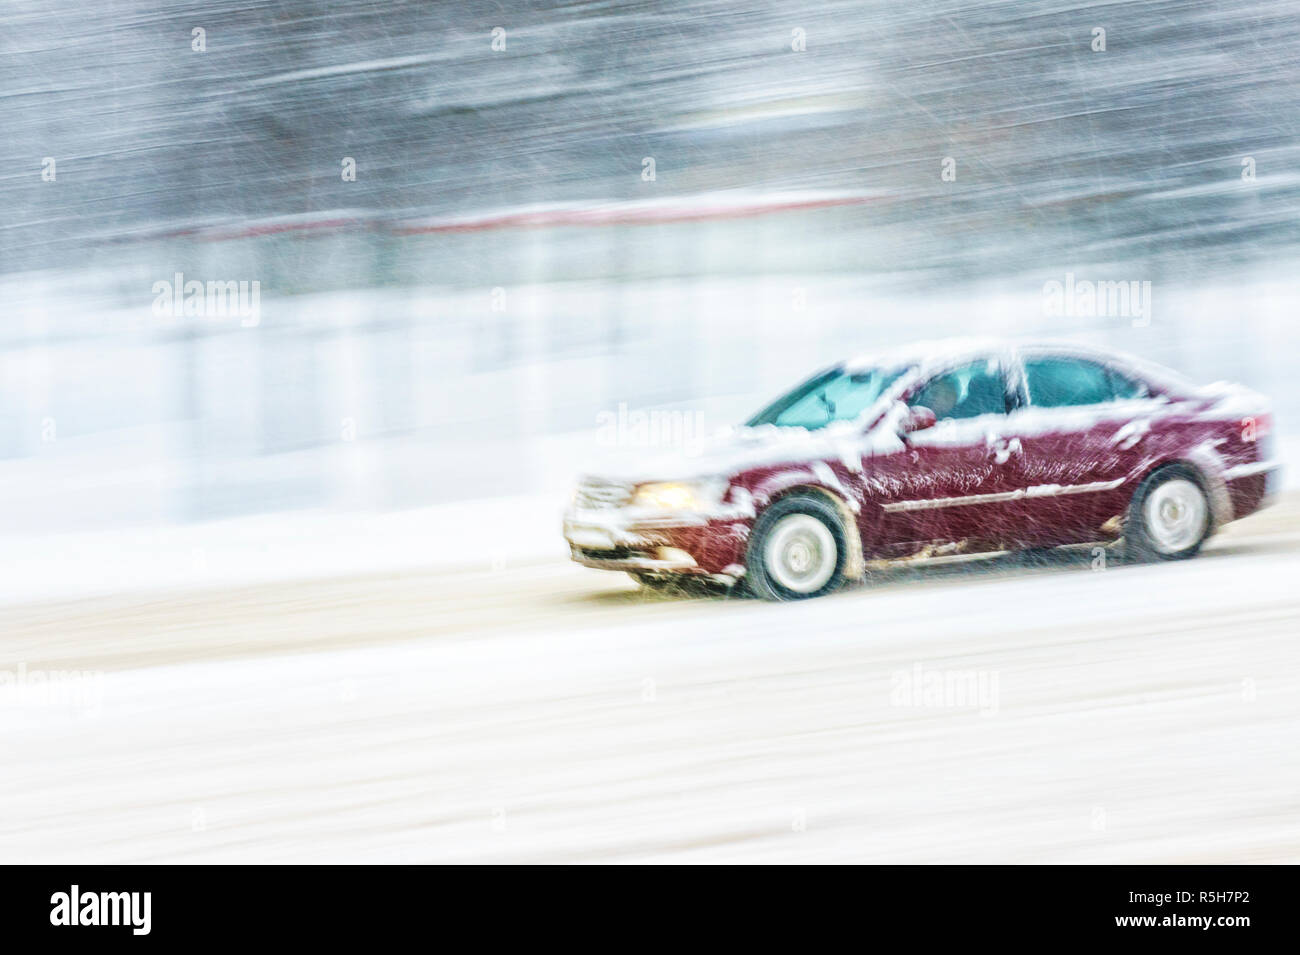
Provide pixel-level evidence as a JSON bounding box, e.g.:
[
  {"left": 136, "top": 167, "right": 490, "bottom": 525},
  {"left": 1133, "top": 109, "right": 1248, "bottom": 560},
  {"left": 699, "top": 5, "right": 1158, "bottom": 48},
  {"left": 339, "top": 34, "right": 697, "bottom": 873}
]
[{"left": 631, "top": 479, "right": 728, "bottom": 511}]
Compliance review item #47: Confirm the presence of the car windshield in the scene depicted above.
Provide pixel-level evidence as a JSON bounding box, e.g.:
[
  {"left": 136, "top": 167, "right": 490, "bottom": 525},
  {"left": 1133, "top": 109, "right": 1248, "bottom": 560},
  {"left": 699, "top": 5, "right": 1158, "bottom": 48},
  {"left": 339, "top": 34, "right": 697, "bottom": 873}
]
[{"left": 746, "top": 365, "right": 908, "bottom": 430}]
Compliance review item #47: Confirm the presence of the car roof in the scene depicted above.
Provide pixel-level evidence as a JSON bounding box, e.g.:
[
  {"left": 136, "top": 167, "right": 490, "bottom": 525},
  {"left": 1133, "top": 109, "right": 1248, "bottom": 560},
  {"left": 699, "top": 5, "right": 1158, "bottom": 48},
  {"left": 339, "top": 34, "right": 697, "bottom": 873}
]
[
  {"left": 843, "top": 336, "right": 1007, "bottom": 373},
  {"left": 844, "top": 337, "right": 1198, "bottom": 396}
]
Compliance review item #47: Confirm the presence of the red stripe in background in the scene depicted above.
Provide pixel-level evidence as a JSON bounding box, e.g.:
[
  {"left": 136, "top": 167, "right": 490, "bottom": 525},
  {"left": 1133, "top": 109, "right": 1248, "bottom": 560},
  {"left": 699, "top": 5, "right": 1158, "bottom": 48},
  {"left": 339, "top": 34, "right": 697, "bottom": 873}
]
[
  {"left": 390, "top": 194, "right": 887, "bottom": 235},
  {"left": 140, "top": 193, "right": 889, "bottom": 243}
]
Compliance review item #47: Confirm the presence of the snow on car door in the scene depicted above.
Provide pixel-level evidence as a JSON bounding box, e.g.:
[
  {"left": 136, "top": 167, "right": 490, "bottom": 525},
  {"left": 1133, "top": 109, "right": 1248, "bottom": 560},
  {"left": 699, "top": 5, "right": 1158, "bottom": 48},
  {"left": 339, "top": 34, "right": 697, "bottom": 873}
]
[
  {"left": 870, "top": 358, "right": 1021, "bottom": 548},
  {"left": 1006, "top": 355, "right": 1159, "bottom": 545}
]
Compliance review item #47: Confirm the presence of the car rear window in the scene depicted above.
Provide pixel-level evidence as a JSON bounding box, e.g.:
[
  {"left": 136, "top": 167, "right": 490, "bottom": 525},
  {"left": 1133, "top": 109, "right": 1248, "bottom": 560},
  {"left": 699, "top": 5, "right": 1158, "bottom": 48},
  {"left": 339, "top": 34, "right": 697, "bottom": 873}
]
[{"left": 1024, "top": 357, "right": 1126, "bottom": 407}]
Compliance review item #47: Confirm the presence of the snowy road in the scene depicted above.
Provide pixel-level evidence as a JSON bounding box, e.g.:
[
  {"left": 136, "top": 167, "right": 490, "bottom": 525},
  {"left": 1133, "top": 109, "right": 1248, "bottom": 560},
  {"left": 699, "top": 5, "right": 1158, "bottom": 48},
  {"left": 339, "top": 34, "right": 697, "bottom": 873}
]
[{"left": 2, "top": 499, "right": 1299, "bottom": 864}]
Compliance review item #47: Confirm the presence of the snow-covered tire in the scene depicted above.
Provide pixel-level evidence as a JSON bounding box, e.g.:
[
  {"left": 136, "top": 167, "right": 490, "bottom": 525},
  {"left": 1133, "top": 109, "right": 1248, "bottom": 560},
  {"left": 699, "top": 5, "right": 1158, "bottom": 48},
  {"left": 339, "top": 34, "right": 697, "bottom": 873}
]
[
  {"left": 1125, "top": 464, "right": 1212, "bottom": 562},
  {"left": 745, "top": 493, "right": 847, "bottom": 601}
]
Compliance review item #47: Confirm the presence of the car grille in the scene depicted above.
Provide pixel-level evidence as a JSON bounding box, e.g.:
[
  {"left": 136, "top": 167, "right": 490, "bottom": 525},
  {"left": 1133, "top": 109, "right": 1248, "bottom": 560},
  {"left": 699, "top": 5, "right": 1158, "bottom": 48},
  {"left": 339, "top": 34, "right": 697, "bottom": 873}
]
[
  {"left": 574, "top": 479, "right": 633, "bottom": 509},
  {"left": 576, "top": 546, "right": 640, "bottom": 560}
]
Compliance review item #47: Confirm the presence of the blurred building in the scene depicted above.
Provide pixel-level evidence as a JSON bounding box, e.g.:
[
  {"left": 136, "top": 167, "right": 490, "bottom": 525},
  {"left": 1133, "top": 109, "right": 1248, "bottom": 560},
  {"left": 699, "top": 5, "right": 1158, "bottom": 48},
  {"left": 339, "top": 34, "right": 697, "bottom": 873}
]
[{"left": 1, "top": 0, "right": 1298, "bottom": 531}]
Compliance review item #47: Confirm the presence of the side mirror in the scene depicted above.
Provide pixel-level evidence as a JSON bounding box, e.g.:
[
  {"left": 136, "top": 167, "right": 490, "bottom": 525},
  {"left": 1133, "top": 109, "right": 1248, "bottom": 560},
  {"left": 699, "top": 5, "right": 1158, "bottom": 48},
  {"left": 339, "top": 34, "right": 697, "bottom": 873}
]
[{"left": 902, "top": 405, "right": 937, "bottom": 434}]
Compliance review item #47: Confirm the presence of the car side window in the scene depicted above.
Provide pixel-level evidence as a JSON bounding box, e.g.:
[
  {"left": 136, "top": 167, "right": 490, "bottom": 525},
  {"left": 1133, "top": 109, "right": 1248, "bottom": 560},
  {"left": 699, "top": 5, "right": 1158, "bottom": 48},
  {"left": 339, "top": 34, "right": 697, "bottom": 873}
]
[
  {"left": 1024, "top": 357, "right": 1118, "bottom": 408},
  {"left": 908, "top": 360, "right": 1007, "bottom": 422}
]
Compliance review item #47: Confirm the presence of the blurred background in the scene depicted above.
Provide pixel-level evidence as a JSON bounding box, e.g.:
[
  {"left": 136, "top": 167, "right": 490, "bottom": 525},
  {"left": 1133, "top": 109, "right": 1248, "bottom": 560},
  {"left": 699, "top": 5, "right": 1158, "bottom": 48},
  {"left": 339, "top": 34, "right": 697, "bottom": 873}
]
[
  {"left": 3, "top": 0, "right": 1299, "bottom": 547},
  {"left": 4, "top": 0, "right": 1300, "bottom": 866}
]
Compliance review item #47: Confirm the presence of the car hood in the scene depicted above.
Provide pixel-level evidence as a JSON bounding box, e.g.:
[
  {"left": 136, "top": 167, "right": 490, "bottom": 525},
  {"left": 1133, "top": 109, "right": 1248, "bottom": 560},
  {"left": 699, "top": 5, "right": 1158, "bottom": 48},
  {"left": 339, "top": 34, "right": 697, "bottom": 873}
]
[{"left": 583, "top": 417, "right": 906, "bottom": 485}]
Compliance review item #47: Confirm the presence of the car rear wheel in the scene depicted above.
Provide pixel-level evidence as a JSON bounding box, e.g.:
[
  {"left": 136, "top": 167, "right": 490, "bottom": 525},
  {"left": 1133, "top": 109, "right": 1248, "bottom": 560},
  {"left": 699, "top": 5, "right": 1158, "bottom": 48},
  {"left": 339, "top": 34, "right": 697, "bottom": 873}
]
[
  {"left": 746, "top": 494, "right": 847, "bottom": 601},
  {"left": 1126, "top": 465, "right": 1211, "bottom": 561}
]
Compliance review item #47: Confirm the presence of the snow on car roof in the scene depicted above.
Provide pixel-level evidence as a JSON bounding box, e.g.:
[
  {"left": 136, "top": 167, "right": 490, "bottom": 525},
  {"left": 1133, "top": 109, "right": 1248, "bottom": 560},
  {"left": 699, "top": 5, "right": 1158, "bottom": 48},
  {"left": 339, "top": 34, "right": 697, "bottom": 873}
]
[
  {"left": 842, "top": 336, "right": 1007, "bottom": 373},
  {"left": 843, "top": 337, "right": 1194, "bottom": 393}
]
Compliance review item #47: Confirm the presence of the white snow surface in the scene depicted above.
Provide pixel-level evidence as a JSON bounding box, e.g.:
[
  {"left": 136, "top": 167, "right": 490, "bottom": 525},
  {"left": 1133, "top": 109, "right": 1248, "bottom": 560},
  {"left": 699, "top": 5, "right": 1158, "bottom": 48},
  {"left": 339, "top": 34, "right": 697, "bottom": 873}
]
[{"left": 4, "top": 533, "right": 1298, "bottom": 863}]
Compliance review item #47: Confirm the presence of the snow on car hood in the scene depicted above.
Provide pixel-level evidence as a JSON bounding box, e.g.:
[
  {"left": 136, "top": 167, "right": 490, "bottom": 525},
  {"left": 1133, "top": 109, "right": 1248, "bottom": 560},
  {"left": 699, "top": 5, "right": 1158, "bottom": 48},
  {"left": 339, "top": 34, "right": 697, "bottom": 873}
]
[{"left": 582, "top": 411, "right": 908, "bottom": 485}]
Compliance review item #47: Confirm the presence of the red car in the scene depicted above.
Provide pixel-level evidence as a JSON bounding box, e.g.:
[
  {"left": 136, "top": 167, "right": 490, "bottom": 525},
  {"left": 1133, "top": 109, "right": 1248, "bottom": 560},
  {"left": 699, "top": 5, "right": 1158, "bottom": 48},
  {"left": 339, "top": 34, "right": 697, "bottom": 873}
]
[{"left": 564, "top": 339, "right": 1279, "bottom": 600}]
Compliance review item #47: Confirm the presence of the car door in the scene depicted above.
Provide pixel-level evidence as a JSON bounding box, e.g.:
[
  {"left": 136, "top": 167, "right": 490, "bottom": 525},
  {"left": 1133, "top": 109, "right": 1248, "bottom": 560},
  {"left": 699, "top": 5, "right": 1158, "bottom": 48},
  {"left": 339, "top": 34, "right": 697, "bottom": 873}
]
[
  {"left": 1004, "top": 352, "right": 1161, "bottom": 545},
  {"left": 866, "top": 356, "right": 1023, "bottom": 549}
]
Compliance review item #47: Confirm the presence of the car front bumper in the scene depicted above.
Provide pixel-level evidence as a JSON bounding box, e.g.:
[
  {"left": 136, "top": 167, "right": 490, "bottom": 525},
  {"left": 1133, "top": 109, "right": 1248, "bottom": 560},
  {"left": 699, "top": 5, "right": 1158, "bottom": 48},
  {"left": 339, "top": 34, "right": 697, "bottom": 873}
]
[{"left": 563, "top": 506, "right": 749, "bottom": 578}]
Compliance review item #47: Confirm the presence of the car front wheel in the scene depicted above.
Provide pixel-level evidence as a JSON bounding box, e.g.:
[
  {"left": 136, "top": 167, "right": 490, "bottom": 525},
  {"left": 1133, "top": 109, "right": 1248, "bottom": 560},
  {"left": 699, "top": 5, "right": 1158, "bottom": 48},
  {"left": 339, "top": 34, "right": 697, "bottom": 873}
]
[
  {"left": 746, "top": 493, "right": 847, "bottom": 601},
  {"left": 1126, "top": 465, "right": 1212, "bottom": 561}
]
